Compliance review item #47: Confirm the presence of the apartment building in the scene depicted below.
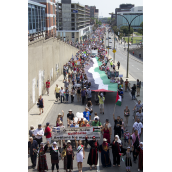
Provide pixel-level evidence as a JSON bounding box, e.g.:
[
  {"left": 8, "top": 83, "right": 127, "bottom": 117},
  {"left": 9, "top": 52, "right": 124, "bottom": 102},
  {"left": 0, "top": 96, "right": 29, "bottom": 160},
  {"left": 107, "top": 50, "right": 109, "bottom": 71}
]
[
  {"left": 28, "top": 0, "right": 46, "bottom": 40},
  {"left": 30, "top": 0, "right": 56, "bottom": 35},
  {"left": 94, "top": 9, "right": 99, "bottom": 22},
  {"left": 56, "top": 0, "right": 93, "bottom": 42}
]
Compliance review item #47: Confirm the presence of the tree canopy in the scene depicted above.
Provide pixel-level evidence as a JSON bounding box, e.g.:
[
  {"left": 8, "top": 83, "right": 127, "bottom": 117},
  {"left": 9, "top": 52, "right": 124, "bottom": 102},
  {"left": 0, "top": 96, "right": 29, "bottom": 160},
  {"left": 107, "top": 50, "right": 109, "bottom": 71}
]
[{"left": 138, "top": 22, "right": 143, "bottom": 35}]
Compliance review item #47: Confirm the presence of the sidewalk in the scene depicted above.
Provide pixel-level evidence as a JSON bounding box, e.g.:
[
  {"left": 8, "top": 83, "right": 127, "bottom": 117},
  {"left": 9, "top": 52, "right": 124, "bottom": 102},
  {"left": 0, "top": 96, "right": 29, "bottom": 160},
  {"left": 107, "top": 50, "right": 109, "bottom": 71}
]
[
  {"left": 28, "top": 74, "right": 65, "bottom": 131},
  {"left": 108, "top": 53, "right": 143, "bottom": 103}
]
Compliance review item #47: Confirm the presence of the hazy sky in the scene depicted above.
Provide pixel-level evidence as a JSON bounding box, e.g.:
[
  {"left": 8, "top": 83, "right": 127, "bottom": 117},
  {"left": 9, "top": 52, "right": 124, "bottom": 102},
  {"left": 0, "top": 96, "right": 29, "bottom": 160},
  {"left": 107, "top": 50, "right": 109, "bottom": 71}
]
[{"left": 71, "top": 0, "right": 143, "bottom": 17}]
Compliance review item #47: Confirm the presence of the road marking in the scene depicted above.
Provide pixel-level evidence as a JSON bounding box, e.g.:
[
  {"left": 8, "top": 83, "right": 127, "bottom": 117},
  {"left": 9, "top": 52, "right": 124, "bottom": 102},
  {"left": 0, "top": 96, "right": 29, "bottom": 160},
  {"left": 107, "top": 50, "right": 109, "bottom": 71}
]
[{"left": 137, "top": 68, "right": 139, "bottom": 70}]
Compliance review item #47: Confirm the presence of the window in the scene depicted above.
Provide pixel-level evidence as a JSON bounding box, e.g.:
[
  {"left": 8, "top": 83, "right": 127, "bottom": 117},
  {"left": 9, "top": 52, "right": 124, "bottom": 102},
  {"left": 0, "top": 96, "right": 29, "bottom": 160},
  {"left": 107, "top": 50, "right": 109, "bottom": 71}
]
[{"left": 28, "top": 7, "right": 32, "bottom": 30}]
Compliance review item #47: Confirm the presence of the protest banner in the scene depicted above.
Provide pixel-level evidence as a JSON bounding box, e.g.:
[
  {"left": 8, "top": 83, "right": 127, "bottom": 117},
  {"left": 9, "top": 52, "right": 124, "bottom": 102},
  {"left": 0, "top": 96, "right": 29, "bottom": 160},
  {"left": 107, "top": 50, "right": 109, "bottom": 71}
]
[{"left": 52, "top": 127, "right": 101, "bottom": 140}]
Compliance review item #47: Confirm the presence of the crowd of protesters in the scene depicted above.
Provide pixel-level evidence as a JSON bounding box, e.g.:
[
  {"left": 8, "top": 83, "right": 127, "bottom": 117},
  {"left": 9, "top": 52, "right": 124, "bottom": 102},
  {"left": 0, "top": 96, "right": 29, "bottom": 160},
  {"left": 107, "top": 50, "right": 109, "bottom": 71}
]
[{"left": 29, "top": 26, "right": 143, "bottom": 172}]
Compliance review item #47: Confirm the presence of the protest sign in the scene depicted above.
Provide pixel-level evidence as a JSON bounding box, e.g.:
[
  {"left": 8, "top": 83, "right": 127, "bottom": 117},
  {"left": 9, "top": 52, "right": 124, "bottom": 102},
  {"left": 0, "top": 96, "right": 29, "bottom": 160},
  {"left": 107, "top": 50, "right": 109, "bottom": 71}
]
[{"left": 52, "top": 127, "right": 101, "bottom": 140}]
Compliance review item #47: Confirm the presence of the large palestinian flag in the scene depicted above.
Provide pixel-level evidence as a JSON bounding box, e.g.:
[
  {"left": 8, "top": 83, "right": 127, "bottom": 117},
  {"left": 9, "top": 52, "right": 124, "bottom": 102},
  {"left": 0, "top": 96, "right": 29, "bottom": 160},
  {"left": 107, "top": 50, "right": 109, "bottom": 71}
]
[{"left": 84, "top": 57, "right": 118, "bottom": 92}]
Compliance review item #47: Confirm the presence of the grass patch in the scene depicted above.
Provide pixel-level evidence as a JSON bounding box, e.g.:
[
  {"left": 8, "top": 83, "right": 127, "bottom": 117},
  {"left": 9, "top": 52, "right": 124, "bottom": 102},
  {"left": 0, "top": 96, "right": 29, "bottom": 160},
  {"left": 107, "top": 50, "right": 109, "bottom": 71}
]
[
  {"left": 134, "top": 32, "right": 142, "bottom": 36},
  {"left": 124, "top": 37, "right": 143, "bottom": 44}
]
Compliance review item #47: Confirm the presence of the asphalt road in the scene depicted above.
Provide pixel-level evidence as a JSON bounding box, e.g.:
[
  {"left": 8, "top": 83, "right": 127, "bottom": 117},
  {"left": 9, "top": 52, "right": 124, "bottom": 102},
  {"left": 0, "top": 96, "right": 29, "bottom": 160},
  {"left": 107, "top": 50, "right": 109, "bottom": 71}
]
[
  {"left": 28, "top": 81, "right": 143, "bottom": 172},
  {"left": 105, "top": 31, "right": 143, "bottom": 82}
]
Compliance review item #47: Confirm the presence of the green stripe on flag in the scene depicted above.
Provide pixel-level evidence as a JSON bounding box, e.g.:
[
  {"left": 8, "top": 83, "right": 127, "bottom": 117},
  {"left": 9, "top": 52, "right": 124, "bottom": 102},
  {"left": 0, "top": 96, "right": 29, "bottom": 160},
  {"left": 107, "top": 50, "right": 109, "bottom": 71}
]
[{"left": 94, "top": 57, "right": 118, "bottom": 92}]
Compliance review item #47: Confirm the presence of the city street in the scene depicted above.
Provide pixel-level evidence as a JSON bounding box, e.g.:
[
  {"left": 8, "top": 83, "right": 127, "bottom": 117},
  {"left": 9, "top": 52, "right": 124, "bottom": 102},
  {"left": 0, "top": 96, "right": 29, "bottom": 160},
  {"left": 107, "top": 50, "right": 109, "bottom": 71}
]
[
  {"left": 105, "top": 31, "right": 143, "bottom": 82},
  {"left": 28, "top": 85, "right": 143, "bottom": 172}
]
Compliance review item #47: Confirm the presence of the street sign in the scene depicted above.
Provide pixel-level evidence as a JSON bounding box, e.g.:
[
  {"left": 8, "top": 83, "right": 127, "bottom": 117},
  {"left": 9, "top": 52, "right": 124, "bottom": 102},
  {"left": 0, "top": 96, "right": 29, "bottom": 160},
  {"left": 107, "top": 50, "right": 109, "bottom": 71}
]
[
  {"left": 113, "top": 49, "right": 116, "bottom": 53},
  {"left": 73, "top": 10, "right": 78, "bottom": 13}
]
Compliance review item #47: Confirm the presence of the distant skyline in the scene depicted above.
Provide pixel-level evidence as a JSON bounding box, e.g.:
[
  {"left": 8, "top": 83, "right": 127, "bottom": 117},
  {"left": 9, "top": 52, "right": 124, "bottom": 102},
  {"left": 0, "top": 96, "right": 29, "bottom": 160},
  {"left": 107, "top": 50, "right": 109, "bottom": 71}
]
[{"left": 66, "top": 0, "right": 143, "bottom": 17}]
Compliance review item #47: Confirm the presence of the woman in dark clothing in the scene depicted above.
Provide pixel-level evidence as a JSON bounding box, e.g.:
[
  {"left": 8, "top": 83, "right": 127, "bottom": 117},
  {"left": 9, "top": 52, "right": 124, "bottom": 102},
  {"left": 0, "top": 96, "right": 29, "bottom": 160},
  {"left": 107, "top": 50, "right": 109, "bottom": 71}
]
[
  {"left": 111, "top": 135, "right": 122, "bottom": 167},
  {"left": 123, "top": 147, "right": 133, "bottom": 172},
  {"left": 62, "top": 140, "right": 75, "bottom": 172},
  {"left": 137, "top": 142, "right": 143, "bottom": 171},
  {"left": 37, "top": 142, "right": 48, "bottom": 172},
  {"left": 131, "top": 84, "right": 136, "bottom": 100},
  {"left": 38, "top": 95, "right": 44, "bottom": 115},
  {"left": 99, "top": 138, "right": 111, "bottom": 168},
  {"left": 85, "top": 136, "right": 99, "bottom": 170},
  {"left": 48, "top": 141, "right": 62, "bottom": 172}
]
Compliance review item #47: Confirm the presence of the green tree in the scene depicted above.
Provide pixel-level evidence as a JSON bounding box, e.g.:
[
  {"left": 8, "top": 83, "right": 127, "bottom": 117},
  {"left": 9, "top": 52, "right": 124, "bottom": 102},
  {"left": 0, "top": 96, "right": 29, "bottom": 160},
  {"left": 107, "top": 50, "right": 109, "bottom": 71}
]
[
  {"left": 120, "top": 26, "right": 133, "bottom": 35},
  {"left": 138, "top": 22, "right": 143, "bottom": 35}
]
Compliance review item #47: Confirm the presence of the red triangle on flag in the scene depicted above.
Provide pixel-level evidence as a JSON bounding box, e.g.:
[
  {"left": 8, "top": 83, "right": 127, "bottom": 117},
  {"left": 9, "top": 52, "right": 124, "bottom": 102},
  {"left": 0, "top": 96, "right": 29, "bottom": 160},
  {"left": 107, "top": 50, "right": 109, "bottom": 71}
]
[{"left": 115, "top": 92, "right": 119, "bottom": 104}]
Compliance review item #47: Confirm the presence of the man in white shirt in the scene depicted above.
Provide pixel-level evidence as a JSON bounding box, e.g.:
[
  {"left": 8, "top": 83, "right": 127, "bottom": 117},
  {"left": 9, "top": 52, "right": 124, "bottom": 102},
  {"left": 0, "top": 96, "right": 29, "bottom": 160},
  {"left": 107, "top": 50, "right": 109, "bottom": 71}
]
[
  {"left": 33, "top": 124, "right": 44, "bottom": 147},
  {"left": 59, "top": 87, "right": 64, "bottom": 103},
  {"left": 132, "top": 118, "right": 143, "bottom": 136},
  {"left": 135, "top": 110, "right": 143, "bottom": 123}
]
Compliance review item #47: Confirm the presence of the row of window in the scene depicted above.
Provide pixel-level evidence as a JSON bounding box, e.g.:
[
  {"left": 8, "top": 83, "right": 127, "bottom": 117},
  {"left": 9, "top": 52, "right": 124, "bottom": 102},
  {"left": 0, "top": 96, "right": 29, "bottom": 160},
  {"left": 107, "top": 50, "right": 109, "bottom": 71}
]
[{"left": 28, "top": 4, "right": 46, "bottom": 33}]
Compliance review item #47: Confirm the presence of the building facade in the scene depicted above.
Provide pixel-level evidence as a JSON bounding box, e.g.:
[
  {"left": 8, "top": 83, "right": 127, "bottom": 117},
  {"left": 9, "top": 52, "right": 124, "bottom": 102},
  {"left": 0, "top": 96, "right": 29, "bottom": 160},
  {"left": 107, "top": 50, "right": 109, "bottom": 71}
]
[
  {"left": 30, "top": 0, "right": 57, "bottom": 36},
  {"left": 56, "top": 0, "right": 93, "bottom": 42},
  {"left": 113, "top": 3, "right": 135, "bottom": 26},
  {"left": 90, "top": 6, "right": 96, "bottom": 24},
  {"left": 94, "top": 9, "right": 99, "bottom": 22},
  {"left": 117, "top": 6, "right": 143, "bottom": 31},
  {"left": 28, "top": 1, "right": 46, "bottom": 40}
]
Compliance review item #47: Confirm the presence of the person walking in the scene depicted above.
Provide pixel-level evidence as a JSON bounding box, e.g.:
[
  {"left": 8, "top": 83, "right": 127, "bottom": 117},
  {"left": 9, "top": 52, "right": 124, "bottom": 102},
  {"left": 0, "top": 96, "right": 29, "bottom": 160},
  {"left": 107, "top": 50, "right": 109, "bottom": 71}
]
[
  {"left": 54, "top": 84, "right": 60, "bottom": 102},
  {"left": 33, "top": 124, "right": 44, "bottom": 147},
  {"left": 135, "top": 110, "right": 143, "bottom": 124},
  {"left": 83, "top": 108, "right": 91, "bottom": 122},
  {"left": 65, "top": 87, "right": 69, "bottom": 103},
  {"left": 111, "top": 135, "right": 121, "bottom": 167},
  {"left": 99, "top": 138, "right": 111, "bottom": 168},
  {"left": 28, "top": 137, "right": 38, "bottom": 169},
  {"left": 62, "top": 140, "right": 75, "bottom": 172},
  {"left": 137, "top": 142, "right": 143, "bottom": 171},
  {"left": 38, "top": 95, "right": 44, "bottom": 115},
  {"left": 124, "top": 106, "right": 130, "bottom": 127},
  {"left": 74, "top": 138, "right": 85, "bottom": 172},
  {"left": 130, "top": 130, "right": 140, "bottom": 163},
  {"left": 131, "top": 84, "right": 136, "bottom": 100},
  {"left": 81, "top": 88, "right": 86, "bottom": 105},
  {"left": 86, "top": 101, "right": 93, "bottom": 115},
  {"left": 48, "top": 141, "right": 62, "bottom": 172},
  {"left": 85, "top": 136, "right": 99, "bottom": 170},
  {"left": 77, "top": 87, "right": 81, "bottom": 102},
  {"left": 86, "top": 88, "right": 92, "bottom": 102},
  {"left": 124, "top": 146, "right": 133, "bottom": 172},
  {"left": 98, "top": 92, "right": 105, "bottom": 114},
  {"left": 37, "top": 142, "right": 48, "bottom": 172},
  {"left": 101, "top": 123, "right": 111, "bottom": 143},
  {"left": 136, "top": 79, "right": 141, "bottom": 97},
  {"left": 117, "top": 61, "right": 120, "bottom": 70},
  {"left": 71, "top": 88, "right": 75, "bottom": 103},
  {"left": 29, "top": 125, "right": 35, "bottom": 140},
  {"left": 125, "top": 79, "right": 129, "bottom": 92},
  {"left": 132, "top": 118, "right": 143, "bottom": 137},
  {"left": 67, "top": 109, "right": 74, "bottom": 126},
  {"left": 46, "top": 79, "right": 50, "bottom": 96},
  {"left": 113, "top": 114, "right": 122, "bottom": 139},
  {"left": 110, "top": 61, "right": 113, "bottom": 68},
  {"left": 59, "top": 87, "right": 65, "bottom": 103},
  {"left": 44, "top": 122, "right": 52, "bottom": 143}
]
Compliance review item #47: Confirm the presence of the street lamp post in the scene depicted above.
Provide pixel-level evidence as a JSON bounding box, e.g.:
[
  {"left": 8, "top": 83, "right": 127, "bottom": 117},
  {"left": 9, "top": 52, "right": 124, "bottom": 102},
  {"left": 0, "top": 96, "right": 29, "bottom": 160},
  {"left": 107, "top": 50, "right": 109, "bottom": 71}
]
[{"left": 113, "top": 14, "right": 142, "bottom": 78}]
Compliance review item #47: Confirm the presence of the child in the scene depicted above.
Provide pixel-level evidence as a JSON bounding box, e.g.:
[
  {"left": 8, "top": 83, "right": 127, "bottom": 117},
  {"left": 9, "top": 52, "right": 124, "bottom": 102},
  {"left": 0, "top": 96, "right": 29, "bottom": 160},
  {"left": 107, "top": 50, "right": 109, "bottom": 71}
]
[
  {"left": 124, "top": 130, "right": 130, "bottom": 146},
  {"left": 120, "top": 118, "right": 124, "bottom": 138},
  {"left": 124, "top": 146, "right": 133, "bottom": 172}
]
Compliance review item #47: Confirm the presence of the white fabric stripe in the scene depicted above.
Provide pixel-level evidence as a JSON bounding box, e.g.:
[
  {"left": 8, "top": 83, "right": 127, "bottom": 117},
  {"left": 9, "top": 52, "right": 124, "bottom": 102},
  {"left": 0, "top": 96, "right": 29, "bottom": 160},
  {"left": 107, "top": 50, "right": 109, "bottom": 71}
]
[
  {"left": 88, "top": 58, "right": 108, "bottom": 90},
  {"left": 118, "top": 95, "right": 122, "bottom": 102}
]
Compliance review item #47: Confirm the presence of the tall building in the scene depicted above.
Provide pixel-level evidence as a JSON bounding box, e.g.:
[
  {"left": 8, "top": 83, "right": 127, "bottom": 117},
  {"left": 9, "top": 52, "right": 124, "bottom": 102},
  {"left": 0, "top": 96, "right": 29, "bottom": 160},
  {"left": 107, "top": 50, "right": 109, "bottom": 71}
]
[
  {"left": 28, "top": 0, "right": 46, "bottom": 40},
  {"left": 30, "top": 0, "right": 56, "bottom": 36},
  {"left": 56, "top": 0, "right": 93, "bottom": 43},
  {"left": 90, "top": 6, "right": 96, "bottom": 24},
  {"left": 113, "top": 3, "right": 135, "bottom": 26},
  {"left": 117, "top": 6, "right": 143, "bottom": 31},
  {"left": 94, "top": 9, "right": 99, "bottom": 22}
]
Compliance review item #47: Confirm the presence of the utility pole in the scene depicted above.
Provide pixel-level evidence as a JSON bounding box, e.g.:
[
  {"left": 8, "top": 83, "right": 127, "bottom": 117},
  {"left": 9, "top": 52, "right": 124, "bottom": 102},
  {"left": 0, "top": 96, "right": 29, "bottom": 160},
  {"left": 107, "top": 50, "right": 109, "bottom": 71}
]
[
  {"left": 126, "top": 29, "right": 130, "bottom": 78},
  {"left": 113, "top": 32, "right": 115, "bottom": 63},
  {"left": 108, "top": 31, "right": 109, "bottom": 56}
]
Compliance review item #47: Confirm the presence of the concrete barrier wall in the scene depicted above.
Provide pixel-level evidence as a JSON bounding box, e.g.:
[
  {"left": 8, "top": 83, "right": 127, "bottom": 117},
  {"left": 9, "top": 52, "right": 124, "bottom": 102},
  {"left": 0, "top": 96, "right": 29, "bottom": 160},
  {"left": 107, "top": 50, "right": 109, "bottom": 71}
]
[
  {"left": 28, "top": 38, "right": 78, "bottom": 111},
  {"left": 129, "top": 47, "right": 143, "bottom": 59}
]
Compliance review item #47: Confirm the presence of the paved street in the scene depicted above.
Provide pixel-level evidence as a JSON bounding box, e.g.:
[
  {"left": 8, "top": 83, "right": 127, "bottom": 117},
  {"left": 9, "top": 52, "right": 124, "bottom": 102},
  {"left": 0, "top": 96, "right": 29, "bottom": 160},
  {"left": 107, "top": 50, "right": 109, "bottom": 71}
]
[
  {"left": 28, "top": 84, "right": 143, "bottom": 172},
  {"left": 105, "top": 31, "right": 143, "bottom": 82}
]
